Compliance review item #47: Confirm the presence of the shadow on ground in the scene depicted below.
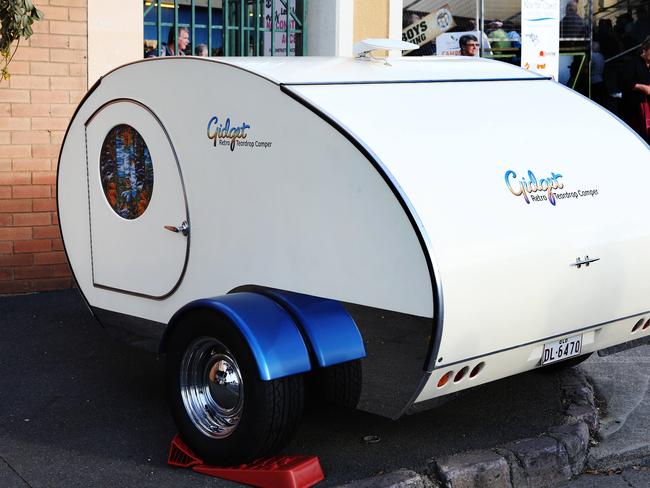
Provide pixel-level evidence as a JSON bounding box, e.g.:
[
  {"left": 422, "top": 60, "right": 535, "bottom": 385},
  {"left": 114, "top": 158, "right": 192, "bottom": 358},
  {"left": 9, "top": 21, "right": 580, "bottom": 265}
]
[{"left": 0, "top": 290, "right": 563, "bottom": 487}]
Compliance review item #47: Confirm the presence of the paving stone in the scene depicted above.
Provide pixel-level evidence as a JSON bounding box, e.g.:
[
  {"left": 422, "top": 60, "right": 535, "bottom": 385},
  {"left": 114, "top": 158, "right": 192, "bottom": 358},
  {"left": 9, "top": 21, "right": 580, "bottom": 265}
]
[
  {"left": 494, "top": 448, "right": 527, "bottom": 488},
  {"left": 434, "top": 450, "right": 510, "bottom": 488},
  {"left": 337, "top": 469, "right": 435, "bottom": 488},
  {"left": 548, "top": 422, "right": 589, "bottom": 475},
  {"left": 504, "top": 436, "right": 572, "bottom": 487}
]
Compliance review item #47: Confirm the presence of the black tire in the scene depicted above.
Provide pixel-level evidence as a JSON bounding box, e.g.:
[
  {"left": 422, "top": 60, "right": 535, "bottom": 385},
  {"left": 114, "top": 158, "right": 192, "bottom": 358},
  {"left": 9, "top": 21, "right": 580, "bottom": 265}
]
[
  {"left": 537, "top": 352, "right": 593, "bottom": 373},
  {"left": 166, "top": 310, "right": 304, "bottom": 466},
  {"left": 308, "top": 359, "right": 362, "bottom": 409}
]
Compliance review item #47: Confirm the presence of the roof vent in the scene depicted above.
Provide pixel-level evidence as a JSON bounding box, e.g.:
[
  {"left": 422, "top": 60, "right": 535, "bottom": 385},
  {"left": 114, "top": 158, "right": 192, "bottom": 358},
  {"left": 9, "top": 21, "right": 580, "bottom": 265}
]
[{"left": 353, "top": 38, "right": 418, "bottom": 63}]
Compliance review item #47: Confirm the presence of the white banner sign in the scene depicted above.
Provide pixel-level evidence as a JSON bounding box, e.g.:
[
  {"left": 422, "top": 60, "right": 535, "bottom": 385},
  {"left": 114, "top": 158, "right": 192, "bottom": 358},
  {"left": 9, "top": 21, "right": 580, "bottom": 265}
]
[
  {"left": 263, "top": 0, "right": 296, "bottom": 56},
  {"left": 521, "top": 0, "right": 560, "bottom": 79},
  {"left": 402, "top": 6, "right": 455, "bottom": 53}
]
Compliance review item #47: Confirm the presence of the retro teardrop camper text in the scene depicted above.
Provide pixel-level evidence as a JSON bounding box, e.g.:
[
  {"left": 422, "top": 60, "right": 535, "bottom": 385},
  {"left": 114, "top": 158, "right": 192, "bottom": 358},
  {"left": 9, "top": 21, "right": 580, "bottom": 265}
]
[
  {"left": 206, "top": 116, "right": 272, "bottom": 152},
  {"left": 505, "top": 170, "right": 599, "bottom": 206}
]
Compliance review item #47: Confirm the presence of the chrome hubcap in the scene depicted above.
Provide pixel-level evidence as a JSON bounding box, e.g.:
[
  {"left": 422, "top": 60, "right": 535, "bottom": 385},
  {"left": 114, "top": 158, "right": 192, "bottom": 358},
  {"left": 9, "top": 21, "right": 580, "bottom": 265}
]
[{"left": 180, "top": 337, "right": 243, "bottom": 438}]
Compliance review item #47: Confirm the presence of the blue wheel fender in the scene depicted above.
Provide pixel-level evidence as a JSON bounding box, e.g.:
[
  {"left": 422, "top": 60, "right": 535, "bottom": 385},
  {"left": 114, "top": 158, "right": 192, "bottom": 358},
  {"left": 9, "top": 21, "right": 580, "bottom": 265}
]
[
  {"left": 170, "top": 292, "right": 311, "bottom": 381},
  {"left": 255, "top": 288, "right": 366, "bottom": 367}
]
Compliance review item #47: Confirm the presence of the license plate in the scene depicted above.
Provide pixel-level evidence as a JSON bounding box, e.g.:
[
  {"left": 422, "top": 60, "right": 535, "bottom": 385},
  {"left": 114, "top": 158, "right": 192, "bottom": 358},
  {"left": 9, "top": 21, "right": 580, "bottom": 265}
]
[{"left": 541, "top": 334, "right": 583, "bottom": 365}]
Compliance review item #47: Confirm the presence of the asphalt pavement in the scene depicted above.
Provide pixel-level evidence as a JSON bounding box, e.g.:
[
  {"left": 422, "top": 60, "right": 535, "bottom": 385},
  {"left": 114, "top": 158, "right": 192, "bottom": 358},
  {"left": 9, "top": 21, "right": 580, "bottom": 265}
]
[{"left": 0, "top": 289, "right": 568, "bottom": 487}]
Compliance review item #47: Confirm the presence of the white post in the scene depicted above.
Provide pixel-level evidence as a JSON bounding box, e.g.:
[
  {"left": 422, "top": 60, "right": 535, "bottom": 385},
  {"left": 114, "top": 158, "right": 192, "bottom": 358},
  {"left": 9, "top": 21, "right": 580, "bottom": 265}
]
[{"left": 306, "top": 0, "right": 354, "bottom": 56}]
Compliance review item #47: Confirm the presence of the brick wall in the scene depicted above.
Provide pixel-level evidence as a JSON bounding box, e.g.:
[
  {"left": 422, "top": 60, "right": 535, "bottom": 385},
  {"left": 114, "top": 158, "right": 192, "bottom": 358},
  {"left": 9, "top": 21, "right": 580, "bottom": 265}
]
[{"left": 0, "top": 0, "right": 87, "bottom": 294}]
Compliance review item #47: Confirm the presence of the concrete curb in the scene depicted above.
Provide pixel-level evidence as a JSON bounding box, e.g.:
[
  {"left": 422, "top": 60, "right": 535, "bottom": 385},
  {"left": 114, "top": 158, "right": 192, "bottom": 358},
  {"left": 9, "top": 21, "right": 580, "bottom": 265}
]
[{"left": 337, "top": 369, "right": 598, "bottom": 488}]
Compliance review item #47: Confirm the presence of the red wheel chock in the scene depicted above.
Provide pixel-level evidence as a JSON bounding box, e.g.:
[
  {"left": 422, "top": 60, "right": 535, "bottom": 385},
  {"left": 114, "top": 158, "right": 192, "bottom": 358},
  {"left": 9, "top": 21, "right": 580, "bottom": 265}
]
[{"left": 167, "top": 435, "right": 325, "bottom": 488}]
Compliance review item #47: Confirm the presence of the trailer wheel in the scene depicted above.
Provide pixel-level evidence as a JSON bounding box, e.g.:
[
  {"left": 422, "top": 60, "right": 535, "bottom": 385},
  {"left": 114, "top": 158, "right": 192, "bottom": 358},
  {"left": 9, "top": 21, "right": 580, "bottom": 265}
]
[
  {"left": 309, "top": 359, "right": 362, "bottom": 409},
  {"left": 166, "top": 311, "right": 304, "bottom": 465}
]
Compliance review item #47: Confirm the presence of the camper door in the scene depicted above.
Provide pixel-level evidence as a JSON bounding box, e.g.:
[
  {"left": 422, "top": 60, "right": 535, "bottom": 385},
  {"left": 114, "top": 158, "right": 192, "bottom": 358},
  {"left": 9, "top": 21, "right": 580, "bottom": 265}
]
[{"left": 84, "top": 100, "right": 188, "bottom": 298}]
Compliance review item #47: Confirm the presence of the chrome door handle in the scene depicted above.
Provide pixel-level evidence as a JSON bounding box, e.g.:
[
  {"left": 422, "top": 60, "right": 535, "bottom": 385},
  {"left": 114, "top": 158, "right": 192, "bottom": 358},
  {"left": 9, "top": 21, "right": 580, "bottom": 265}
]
[
  {"left": 164, "top": 220, "right": 189, "bottom": 237},
  {"left": 570, "top": 255, "right": 600, "bottom": 269}
]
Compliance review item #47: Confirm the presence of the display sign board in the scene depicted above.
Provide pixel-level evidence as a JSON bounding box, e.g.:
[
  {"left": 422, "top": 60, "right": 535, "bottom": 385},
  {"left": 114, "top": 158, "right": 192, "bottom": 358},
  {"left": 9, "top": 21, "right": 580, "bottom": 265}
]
[
  {"left": 521, "top": 0, "right": 560, "bottom": 79},
  {"left": 264, "top": 0, "right": 296, "bottom": 56},
  {"left": 402, "top": 5, "right": 456, "bottom": 53}
]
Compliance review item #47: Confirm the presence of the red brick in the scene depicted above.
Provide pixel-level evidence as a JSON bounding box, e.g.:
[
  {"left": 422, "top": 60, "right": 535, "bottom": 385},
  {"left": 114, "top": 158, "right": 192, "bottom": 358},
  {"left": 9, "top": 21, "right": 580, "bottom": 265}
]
[
  {"left": 32, "top": 144, "right": 62, "bottom": 158},
  {"left": 0, "top": 186, "right": 11, "bottom": 198},
  {"left": 0, "top": 133, "right": 9, "bottom": 145},
  {"left": 9, "top": 75, "right": 49, "bottom": 90},
  {"left": 0, "top": 268, "right": 13, "bottom": 281},
  {"left": 0, "top": 199, "right": 31, "bottom": 212},
  {"left": 11, "top": 132, "right": 51, "bottom": 145},
  {"left": 31, "top": 277, "right": 72, "bottom": 291},
  {"left": 50, "top": 131, "right": 65, "bottom": 144},
  {"left": 14, "top": 240, "right": 52, "bottom": 254},
  {"left": 49, "top": 48, "right": 74, "bottom": 63},
  {"left": 51, "top": 0, "right": 86, "bottom": 6},
  {"left": 0, "top": 144, "right": 31, "bottom": 159},
  {"left": 52, "top": 238, "right": 64, "bottom": 250},
  {"left": 0, "top": 159, "right": 10, "bottom": 171},
  {"left": 50, "top": 20, "right": 86, "bottom": 36},
  {"left": 0, "top": 117, "right": 30, "bottom": 130},
  {"left": 0, "top": 227, "right": 32, "bottom": 241},
  {"left": 12, "top": 104, "right": 51, "bottom": 117},
  {"left": 68, "top": 36, "right": 86, "bottom": 50},
  {"left": 33, "top": 251, "right": 66, "bottom": 265},
  {"left": 0, "top": 214, "right": 12, "bottom": 226},
  {"left": 0, "top": 173, "right": 30, "bottom": 186},
  {"left": 0, "top": 242, "right": 12, "bottom": 254},
  {"left": 40, "top": 6, "right": 69, "bottom": 20},
  {"left": 13, "top": 186, "right": 50, "bottom": 198},
  {"left": 29, "top": 34, "right": 69, "bottom": 48},
  {"left": 69, "top": 63, "right": 84, "bottom": 76},
  {"left": 13, "top": 213, "right": 51, "bottom": 227},
  {"left": 0, "top": 104, "right": 10, "bottom": 116},
  {"left": 50, "top": 104, "right": 76, "bottom": 117},
  {"left": 13, "top": 47, "right": 49, "bottom": 62},
  {"left": 7, "top": 61, "right": 30, "bottom": 75},
  {"left": 68, "top": 7, "right": 86, "bottom": 21},
  {"left": 0, "top": 281, "right": 32, "bottom": 294},
  {"left": 0, "top": 89, "right": 30, "bottom": 103},
  {"left": 69, "top": 90, "right": 85, "bottom": 104},
  {"left": 32, "top": 117, "right": 70, "bottom": 130},
  {"left": 14, "top": 265, "right": 52, "bottom": 279},
  {"left": 13, "top": 159, "right": 52, "bottom": 172},
  {"left": 31, "top": 90, "right": 68, "bottom": 103},
  {"left": 50, "top": 76, "right": 85, "bottom": 90},
  {"left": 32, "top": 172, "right": 56, "bottom": 184},
  {"left": 32, "top": 20, "right": 50, "bottom": 34},
  {"left": 31, "top": 62, "right": 69, "bottom": 76},
  {"left": 33, "top": 225, "right": 61, "bottom": 239},
  {"left": 0, "top": 254, "right": 32, "bottom": 266},
  {"left": 32, "top": 198, "right": 56, "bottom": 213},
  {"left": 0, "top": 145, "right": 31, "bottom": 158}
]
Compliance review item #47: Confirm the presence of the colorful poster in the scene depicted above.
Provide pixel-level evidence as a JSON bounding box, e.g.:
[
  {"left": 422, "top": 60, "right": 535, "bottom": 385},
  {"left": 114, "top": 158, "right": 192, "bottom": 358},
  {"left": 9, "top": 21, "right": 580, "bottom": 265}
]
[
  {"left": 521, "top": 0, "right": 560, "bottom": 79},
  {"left": 263, "top": 0, "right": 296, "bottom": 56},
  {"left": 402, "top": 5, "right": 456, "bottom": 54}
]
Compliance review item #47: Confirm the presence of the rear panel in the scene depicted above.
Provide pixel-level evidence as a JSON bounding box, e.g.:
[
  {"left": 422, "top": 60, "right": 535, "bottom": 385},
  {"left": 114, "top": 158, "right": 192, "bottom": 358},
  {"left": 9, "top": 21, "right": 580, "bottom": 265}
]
[{"left": 289, "top": 79, "right": 650, "bottom": 368}]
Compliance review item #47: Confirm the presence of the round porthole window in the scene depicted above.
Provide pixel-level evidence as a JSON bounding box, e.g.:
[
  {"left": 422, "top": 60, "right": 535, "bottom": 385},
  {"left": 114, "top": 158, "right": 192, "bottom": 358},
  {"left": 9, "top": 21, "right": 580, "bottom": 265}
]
[{"left": 100, "top": 124, "right": 154, "bottom": 220}]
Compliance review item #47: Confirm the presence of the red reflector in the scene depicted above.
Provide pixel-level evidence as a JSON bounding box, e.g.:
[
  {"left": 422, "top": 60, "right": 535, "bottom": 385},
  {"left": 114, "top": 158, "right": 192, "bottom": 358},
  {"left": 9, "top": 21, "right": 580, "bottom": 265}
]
[
  {"left": 167, "top": 435, "right": 325, "bottom": 488},
  {"left": 437, "top": 371, "right": 453, "bottom": 388}
]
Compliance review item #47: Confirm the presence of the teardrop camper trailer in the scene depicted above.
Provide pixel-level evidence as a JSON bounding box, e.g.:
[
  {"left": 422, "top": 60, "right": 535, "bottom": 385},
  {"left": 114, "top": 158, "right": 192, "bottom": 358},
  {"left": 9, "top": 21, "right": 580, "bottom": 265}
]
[{"left": 58, "top": 54, "right": 650, "bottom": 464}]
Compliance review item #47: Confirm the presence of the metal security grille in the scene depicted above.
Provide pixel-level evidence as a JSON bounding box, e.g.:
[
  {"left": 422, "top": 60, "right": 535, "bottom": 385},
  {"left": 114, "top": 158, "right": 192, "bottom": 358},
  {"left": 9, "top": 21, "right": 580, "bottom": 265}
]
[{"left": 143, "top": 1, "right": 307, "bottom": 57}]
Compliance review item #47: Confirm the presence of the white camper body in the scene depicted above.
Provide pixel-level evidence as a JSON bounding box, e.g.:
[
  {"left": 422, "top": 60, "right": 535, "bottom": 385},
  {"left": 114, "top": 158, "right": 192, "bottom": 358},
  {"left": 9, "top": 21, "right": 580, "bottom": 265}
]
[{"left": 58, "top": 56, "right": 650, "bottom": 463}]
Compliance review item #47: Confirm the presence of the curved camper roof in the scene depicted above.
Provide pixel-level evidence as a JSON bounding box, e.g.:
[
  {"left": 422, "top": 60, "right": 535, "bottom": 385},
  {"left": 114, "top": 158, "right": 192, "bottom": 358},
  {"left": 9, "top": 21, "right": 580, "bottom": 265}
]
[{"left": 215, "top": 56, "right": 544, "bottom": 84}]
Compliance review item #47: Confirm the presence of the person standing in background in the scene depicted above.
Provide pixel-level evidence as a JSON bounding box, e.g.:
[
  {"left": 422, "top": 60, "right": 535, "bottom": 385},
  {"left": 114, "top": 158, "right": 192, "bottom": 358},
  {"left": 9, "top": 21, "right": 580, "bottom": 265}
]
[
  {"left": 459, "top": 35, "right": 480, "bottom": 56},
  {"left": 621, "top": 36, "right": 650, "bottom": 143}
]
